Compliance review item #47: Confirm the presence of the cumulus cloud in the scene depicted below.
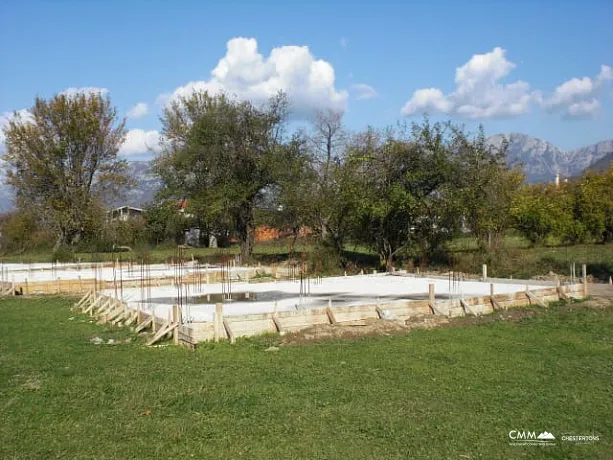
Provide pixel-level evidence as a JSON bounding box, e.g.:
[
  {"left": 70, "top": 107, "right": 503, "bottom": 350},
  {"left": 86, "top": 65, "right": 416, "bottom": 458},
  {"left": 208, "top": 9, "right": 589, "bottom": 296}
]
[
  {"left": 544, "top": 65, "right": 612, "bottom": 118},
  {"left": 119, "top": 129, "right": 161, "bottom": 156},
  {"left": 402, "top": 48, "right": 612, "bottom": 120},
  {"left": 402, "top": 47, "right": 539, "bottom": 119},
  {"left": 597, "top": 64, "right": 613, "bottom": 83},
  {"left": 159, "top": 37, "right": 348, "bottom": 117},
  {"left": 350, "top": 83, "right": 378, "bottom": 100},
  {"left": 566, "top": 99, "right": 601, "bottom": 118},
  {"left": 0, "top": 109, "right": 33, "bottom": 153},
  {"left": 127, "top": 102, "right": 149, "bottom": 119}
]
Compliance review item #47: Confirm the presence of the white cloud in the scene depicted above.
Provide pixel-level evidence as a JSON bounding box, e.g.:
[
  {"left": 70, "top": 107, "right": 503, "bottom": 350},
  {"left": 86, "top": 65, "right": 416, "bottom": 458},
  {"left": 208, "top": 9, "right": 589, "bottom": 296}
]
[
  {"left": 119, "top": 129, "right": 161, "bottom": 156},
  {"left": 402, "top": 48, "right": 612, "bottom": 121},
  {"left": 597, "top": 64, "right": 613, "bottom": 83},
  {"left": 545, "top": 77, "right": 594, "bottom": 109},
  {"left": 566, "top": 99, "right": 601, "bottom": 118},
  {"left": 60, "top": 87, "right": 109, "bottom": 97},
  {"left": 0, "top": 109, "right": 33, "bottom": 153},
  {"left": 127, "top": 102, "right": 149, "bottom": 119},
  {"left": 401, "top": 47, "right": 539, "bottom": 119},
  {"left": 160, "top": 37, "right": 348, "bottom": 117},
  {"left": 544, "top": 65, "right": 612, "bottom": 118},
  {"left": 350, "top": 83, "right": 378, "bottom": 100}
]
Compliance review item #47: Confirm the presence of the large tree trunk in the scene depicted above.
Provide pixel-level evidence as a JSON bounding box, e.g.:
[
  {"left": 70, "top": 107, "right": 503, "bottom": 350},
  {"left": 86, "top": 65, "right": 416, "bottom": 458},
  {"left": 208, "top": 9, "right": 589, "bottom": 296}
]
[{"left": 236, "top": 203, "right": 254, "bottom": 263}]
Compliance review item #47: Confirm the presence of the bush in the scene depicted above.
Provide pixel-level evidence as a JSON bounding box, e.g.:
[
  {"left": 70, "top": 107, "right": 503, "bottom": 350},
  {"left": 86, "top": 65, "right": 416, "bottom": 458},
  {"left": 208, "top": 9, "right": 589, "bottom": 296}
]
[
  {"left": 51, "top": 245, "right": 74, "bottom": 263},
  {"left": 0, "top": 211, "right": 38, "bottom": 254}
]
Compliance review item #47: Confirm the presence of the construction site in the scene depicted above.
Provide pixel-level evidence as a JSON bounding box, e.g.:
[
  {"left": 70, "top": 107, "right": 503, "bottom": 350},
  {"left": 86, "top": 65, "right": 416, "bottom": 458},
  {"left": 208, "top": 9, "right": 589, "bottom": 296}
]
[{"left": 0, "top": 254, "right": 589, "bottom": 348}]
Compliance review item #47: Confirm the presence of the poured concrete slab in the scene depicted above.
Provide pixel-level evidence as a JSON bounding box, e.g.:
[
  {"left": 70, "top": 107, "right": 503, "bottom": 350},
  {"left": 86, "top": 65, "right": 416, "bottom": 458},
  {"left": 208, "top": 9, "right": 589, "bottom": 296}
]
[{"left": 106, "top": 273, "right": 552, "bottom": 323}]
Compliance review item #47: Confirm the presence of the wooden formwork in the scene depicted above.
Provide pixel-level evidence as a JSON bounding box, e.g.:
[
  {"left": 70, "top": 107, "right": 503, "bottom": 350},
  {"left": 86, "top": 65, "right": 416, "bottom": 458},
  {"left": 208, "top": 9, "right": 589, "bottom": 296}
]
[
  {"left": 179, "top": 283, "right": 586, "bottom": 345},
  {"left": 69, "top": 282, "right": 587, "bottom": 349},
  {"left": 11, "top": 269, "right": 262, "bottom": 296}
]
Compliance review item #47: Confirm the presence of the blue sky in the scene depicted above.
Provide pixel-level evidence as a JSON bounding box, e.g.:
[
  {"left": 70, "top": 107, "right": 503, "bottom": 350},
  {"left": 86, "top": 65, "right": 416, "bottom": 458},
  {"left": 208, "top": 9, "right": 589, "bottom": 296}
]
[{"left": 1, "top": 0, "right": 612, "bottom": 158}]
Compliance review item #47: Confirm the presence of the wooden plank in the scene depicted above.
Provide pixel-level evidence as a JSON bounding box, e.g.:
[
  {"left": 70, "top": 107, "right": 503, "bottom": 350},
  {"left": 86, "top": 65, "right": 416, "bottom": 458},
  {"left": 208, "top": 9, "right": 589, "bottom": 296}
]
[
  {"left": 223, "top": 319, "right": 235, "bottom": 344},
  {"left": 74, "top": 290, "right": 92, "bottom": 309},
  {"left": 326, "top": 307, "right": 338, "bottom": 325},
  {"left": 490, "top": 296, "right": 503, "bottom": 311},
  {"left": 134, "top": 316, "right": 153, "bottom": 333},
  {"left": 526, "top": 290, "right": 547, "bottom": 308},
  {"left": 146, "top": 323, "right": 178, "bottom": 346},
  {"left": 556, "top": 286, "right": 570, "bottom": 303},
  {"left": 271, "top": 315, "right": 284, "bottom": 335},
  {"left": 460, "top": 298, "right": 478, "bottom": 316},
  {"left": 429, "top": 301, "right": 445, "bottom": 316},
  {"left": 84, "top": 296, "right": 102, "bottom": 315}
]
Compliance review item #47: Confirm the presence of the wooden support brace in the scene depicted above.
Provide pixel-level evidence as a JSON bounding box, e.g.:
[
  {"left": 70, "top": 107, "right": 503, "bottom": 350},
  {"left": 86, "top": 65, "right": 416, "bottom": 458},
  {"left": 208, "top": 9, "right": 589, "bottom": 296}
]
[
  {"left": 460, "top": 298, "right": 478, "bottom": 316},
  {"left": 74, "top": 290, "right": 92, "bottom": 310},
  {"left": 429, "top": 301, "right": 445, "bottom": 316},
  {"left": 97, "top": 298, "right": 115, "bottom": 317},
  {"left": 105, "top": 302, "right": 126, "bottom": 323},
  {"left": 326, "top": 306, "right": 338, "bottom": 325},
  {"left": 146, "top": 323, "right": 178, "bottom": 346},
  {"left": 134, "top": 316, "right": 153, "bottom": 333},
  {"left": 122, "top": 310, "right": 138, "bottom": 327},
  {"left": 526, "top": 290, "right": 547, "bottom": 308},
  {"left": 84, "top": 296, "right": 103, "bottom": 315},
  {"left": 223, "top": 319, "right": 235, "bottom": 344},
  {"left": 271, "top": 315, "right": 284, "bottom": 335},
  {"left": 556, "top": 286, "right": 571, "bottom": 303},
  {"left": 490, "top": 296, "right": 503, "bottom": 311},
  {"left": 111, "top": 308, "right": 131, "bottom": 325}
]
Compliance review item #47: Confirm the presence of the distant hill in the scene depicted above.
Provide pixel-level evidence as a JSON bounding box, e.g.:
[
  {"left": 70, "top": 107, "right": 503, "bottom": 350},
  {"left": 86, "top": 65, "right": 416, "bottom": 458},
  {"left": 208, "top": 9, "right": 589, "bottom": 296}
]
[
  {"left": 107, "top": 160, "right": 161, "bottom": 208},
  {"left": 486, "top": 134, "right": 613, "bottom": 183},
  {"left": 581, "top": 151, "right": 613, "bottom": 174}
]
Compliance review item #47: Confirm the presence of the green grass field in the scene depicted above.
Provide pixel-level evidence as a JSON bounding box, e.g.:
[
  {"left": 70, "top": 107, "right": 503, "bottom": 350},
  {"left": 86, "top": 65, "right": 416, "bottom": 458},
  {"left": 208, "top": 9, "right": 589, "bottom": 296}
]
[{"left": 1, "top": 297, "right": 611, "bottom": 459}]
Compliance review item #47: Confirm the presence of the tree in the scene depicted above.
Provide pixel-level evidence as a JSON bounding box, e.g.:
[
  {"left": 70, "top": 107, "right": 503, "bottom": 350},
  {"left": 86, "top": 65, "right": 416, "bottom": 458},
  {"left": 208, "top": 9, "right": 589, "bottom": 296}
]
[
  {"left": 452, "top": 126, "right": 524, "bottom": 250},
  {"left": 510, "top": 184, "right": 578, "bottom": 245},
  {"left": 1, "top": 93, "right": 129, "bottom": 251},
  {"left": 0, "top": 211, "right": 37, "bottom": 253},
  {"left": 155, "top": 91, "right": 291, "bottom": 261},
  {"left": 571, "top": 168, "right": 613, "bottom": 243},
  {"left": 350, "top": 120, "right": 460, "bottom": 271},
  {"left": 285, "top": 109, "right": 357, "bottom": 265}
]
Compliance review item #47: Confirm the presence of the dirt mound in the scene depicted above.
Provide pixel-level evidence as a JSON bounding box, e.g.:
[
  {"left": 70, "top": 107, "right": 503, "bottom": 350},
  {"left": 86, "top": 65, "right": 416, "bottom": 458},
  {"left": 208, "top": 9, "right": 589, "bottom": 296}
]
[
  {"left": 282, "top": 316, "right": 452, "bottom": 344},
  {"left": 282, "top": 319, "right": 406, "bottom": 344}
]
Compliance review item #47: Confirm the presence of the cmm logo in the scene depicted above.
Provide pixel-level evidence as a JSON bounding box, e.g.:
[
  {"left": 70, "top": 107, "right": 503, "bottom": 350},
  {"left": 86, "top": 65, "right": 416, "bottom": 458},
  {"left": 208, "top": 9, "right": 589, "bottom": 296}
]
[{"left": 509, "top": 431, "right": 555, "bottom": 446}]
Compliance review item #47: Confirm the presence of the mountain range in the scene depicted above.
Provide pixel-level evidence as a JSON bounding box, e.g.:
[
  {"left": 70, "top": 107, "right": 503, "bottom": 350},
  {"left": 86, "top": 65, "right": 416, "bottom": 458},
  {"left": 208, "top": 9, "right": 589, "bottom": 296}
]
[{"left": 0, "top": 134, "right": 612, "bottom": 212}]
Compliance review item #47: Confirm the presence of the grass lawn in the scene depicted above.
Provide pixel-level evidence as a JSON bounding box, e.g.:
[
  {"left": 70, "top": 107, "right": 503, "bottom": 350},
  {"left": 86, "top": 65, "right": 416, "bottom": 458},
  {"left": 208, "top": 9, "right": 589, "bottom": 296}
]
[{"left": 1, "top": 297, "right": 612, "bottom": 459}]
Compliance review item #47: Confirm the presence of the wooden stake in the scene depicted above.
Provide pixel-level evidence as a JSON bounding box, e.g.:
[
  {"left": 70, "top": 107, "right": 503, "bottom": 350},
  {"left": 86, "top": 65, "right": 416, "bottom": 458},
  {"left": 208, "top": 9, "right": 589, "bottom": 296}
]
[
  {"left": 173, "top": 305, "right": 179, "bottom": 345},
  {"left": 482, "top": 264, "right": 487, "bottom": 282},
  {"left": 428, "top": 283, "right": 435, "bottom": 304},
  {"left": 215, "top": 303, "right": 223, "bottom": 342},
  {"left": 582, "top": 264, "right": 588, "bottom": 296}
]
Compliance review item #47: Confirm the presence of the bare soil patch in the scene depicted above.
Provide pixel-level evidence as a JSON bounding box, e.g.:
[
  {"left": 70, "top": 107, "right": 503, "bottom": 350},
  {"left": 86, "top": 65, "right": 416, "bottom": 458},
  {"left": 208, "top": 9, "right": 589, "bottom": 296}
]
[{"left": 282, "top": 297, "right": 613, "bottom": 345}]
